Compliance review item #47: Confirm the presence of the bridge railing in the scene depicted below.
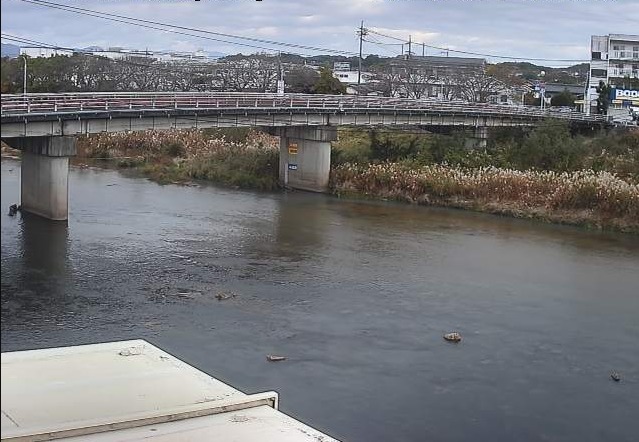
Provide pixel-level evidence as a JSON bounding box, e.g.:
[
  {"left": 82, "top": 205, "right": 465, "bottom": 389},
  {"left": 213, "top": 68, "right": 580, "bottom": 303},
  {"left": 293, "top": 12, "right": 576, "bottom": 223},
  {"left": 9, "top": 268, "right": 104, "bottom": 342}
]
[{"left": 0, "top": 92, "right": 608, "bottom": 123}]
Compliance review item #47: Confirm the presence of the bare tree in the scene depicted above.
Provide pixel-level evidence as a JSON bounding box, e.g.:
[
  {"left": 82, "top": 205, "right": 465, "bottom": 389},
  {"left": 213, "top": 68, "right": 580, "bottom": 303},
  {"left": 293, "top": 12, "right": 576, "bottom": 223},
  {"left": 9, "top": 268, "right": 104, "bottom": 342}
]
[
  {"left": 457, "top": 71, "right": 502, "bottom": 103},
  {"left": 215, "top": 55, "right": 279, "bottom": 92}
]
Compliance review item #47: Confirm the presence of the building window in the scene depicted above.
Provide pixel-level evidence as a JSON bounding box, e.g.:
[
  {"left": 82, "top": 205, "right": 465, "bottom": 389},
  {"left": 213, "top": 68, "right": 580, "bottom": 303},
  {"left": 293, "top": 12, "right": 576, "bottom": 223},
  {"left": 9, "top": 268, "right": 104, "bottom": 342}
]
[
  {"left": 591, "top": 69, "right": 607, "bottom": 77},
  {"left": 592, "top": 51, "right": 601, "bottom": 60}
]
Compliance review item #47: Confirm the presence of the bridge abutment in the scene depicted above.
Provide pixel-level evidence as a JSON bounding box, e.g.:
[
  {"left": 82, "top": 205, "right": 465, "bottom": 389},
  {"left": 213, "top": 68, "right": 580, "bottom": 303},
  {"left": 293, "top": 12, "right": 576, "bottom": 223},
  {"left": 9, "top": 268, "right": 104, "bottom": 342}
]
[
  {"left": 3, "top": 136, "right": 76, "bottom": 221},
  {"left": 273, "top": 127, "right": 337, "bottom": 192}
]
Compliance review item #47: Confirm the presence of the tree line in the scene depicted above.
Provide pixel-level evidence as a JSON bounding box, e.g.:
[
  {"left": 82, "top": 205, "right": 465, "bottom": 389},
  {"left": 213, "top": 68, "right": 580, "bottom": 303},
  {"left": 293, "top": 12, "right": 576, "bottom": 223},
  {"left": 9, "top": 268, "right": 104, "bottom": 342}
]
[{"left": 0, "top": 54, "right": 346, "bottom": 94}]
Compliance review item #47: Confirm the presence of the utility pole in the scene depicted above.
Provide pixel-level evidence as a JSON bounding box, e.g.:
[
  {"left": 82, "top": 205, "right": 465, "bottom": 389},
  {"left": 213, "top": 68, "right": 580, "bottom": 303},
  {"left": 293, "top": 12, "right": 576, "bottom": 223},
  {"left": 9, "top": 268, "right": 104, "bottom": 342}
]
[
  {"left": 357, "top": 20, "right": 367, "bottom": 85},
  {"left": 277, "top": 51, "right": 284, "bottom": 95},
  {"left": 408, "top": 35, "right": 412, "bottom": 59},
  {"left": 422, "top": 42, "right": 425, "bottom": 57},
  {"left": 22, "top": 54, "right": 27, "bottom": 95}
]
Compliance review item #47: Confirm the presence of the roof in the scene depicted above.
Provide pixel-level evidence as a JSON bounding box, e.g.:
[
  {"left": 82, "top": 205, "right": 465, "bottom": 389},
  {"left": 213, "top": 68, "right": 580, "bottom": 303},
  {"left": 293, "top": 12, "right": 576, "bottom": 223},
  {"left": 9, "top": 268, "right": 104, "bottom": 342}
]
[
  {"left": 1, "top": 340, "right": 339, "bottom": 442},
  {"left": 609, "top": 34, "right": 639, "bottom": 43},
  {"left": 393, "top": 55, "right": 486, "bottom": 66},
  {"left": 544, "top": 84, "right": 585, "bottom": 94}
]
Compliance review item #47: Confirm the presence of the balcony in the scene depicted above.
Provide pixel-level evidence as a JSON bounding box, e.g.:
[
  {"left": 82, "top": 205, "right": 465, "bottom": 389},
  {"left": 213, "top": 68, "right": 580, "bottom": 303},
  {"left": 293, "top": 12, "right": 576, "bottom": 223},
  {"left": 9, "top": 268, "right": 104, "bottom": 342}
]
[
  {"left": 610, "top": 51, "right": 639, "bottom": 60},
  {"left": 609, "top": 69, "right": 639, "bottom": 79}
]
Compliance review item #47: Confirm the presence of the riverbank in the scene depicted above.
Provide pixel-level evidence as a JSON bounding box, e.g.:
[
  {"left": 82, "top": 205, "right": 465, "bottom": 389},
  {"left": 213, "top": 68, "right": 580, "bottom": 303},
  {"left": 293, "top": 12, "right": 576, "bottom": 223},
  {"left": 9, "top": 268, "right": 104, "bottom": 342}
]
[
  {"left": 77, "top": 128, "right": 280, "bottom": 190},
  {"left": 2, "top": 125, "right": 638, "bottom": 233},
  {"left": 331, "top": 162, "right": 639, "bottom": 233}
]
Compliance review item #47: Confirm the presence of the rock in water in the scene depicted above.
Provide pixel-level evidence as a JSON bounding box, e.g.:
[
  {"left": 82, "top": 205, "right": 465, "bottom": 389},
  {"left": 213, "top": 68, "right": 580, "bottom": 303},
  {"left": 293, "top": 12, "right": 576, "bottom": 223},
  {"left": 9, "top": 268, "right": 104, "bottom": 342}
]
[{"left": 443, "top": 332, "right": 462, "bottom": 343}]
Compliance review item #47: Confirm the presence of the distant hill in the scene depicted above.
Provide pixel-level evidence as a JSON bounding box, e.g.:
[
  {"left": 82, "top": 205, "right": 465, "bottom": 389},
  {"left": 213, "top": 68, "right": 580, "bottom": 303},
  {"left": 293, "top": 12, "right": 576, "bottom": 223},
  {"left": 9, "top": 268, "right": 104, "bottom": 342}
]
[
  {"left": 487, "top": 62, "right": 588, "bottom": 87},
  {"left": 1, "top": 43, "right": 20, "bottom": 58}
]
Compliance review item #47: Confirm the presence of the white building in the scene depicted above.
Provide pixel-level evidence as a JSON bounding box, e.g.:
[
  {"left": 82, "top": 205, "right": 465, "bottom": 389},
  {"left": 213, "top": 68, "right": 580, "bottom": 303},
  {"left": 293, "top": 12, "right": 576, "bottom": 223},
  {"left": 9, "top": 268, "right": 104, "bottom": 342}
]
[
  {"left": 586, "top": 34, "right": 639, "bottom": 115},
  {"left": 20, "top": 46, "right": 74, "bottom": 58},
  {"left": 333, "top": 61, "right": 351, "bottom": 71},
  {"left": 333, "top": 70, "right": 373, "bottom": 84}
]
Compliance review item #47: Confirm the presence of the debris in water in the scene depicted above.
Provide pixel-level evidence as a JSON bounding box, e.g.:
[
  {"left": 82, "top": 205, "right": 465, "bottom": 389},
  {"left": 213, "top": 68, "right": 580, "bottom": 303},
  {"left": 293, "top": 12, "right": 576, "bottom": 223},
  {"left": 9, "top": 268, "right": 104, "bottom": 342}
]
[
  {"left": 215, "top": 292, "right": 236, "bottom": 301},
  {"left": 8, "top": 204, "right": 20, "bottom": 216},
  {"left": 266, "top": 355, "right": 287, "bottom": 362},
  {"left": 443, "top": 332, "right": 462, "bottom": 343},
  {"left": 610, "top": 371, "right": 621, "bottom": 382}
]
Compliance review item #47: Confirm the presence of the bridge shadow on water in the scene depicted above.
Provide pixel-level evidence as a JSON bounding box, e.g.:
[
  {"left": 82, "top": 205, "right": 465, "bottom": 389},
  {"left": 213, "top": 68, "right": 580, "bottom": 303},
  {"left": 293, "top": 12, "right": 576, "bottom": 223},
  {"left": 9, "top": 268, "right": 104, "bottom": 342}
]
[{"left": 1, "top": 212, "right": 71, "bottom": 327}]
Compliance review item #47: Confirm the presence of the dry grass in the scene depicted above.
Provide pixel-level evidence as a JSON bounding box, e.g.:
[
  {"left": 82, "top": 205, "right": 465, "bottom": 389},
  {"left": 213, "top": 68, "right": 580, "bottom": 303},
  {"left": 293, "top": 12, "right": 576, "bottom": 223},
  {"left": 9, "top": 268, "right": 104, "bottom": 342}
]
[{"left": 332, "top": 163, "right": 639, "bottom": 232}]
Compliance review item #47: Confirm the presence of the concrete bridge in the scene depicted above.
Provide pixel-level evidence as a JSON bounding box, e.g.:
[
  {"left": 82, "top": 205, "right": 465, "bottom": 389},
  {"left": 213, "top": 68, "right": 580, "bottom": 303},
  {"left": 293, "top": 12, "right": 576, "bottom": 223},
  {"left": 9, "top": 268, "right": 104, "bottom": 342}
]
[{"left": 1, "top": 92, "right": 608, "bottom": 220}]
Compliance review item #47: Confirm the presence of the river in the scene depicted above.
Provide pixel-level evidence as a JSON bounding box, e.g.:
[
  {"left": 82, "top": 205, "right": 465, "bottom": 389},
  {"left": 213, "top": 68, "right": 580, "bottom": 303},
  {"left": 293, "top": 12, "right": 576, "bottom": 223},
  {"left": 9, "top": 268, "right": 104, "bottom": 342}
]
[{"left": 1, "top": 158, "right": 638, "bottom": 442}]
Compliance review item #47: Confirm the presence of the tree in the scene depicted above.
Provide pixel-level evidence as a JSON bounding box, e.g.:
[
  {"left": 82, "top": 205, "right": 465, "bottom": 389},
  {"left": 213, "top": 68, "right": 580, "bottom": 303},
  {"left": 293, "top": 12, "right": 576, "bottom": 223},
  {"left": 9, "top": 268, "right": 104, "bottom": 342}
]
[
  {"left": 458, "top": 71, "right": 502, "bottom": 103},
  {"left": 550, "top": 89, "right": 575, "bottom": 107},
  {"left": 596, "top": 80, "right": 611, "bottom": 115},
  {"left": 285, "top": 67, "right": 319, "bottom": 93},
  {"left": 312, "top": 67, "right": 346, "bottom": 95}
]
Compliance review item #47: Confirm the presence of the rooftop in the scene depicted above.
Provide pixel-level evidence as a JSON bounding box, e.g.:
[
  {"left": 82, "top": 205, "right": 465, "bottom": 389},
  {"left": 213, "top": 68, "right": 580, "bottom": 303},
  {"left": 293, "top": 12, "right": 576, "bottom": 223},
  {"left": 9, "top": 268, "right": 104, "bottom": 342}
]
[{"left": 1, "top": 340, "right": 339, "bottom": 441}]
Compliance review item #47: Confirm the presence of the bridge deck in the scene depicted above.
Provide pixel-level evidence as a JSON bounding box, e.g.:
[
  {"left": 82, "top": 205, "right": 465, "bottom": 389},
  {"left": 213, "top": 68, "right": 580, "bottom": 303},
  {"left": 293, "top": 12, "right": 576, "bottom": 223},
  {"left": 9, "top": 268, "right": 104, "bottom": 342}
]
[{"left": 1, "top": 93, "right": 608, "bottom": 138}]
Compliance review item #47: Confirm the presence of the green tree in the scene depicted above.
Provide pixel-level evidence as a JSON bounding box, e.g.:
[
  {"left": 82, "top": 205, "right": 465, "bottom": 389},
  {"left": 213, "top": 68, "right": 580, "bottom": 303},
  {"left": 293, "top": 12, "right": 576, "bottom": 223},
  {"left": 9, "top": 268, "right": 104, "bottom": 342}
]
[
  {"left": 595, "top": 81, "right": 611, "bottom": 115},
  {"left": 312, "top": 67, "right": 346, "bottom": 95},
  {"left": 508, "top": 120, "right": 580, "bottom": 171},
  {"left": 550, "top": 89, "right": 575, "bottom": 107},
  {"left": 285, "top": 67, "right": 319, "bottom": 93}
]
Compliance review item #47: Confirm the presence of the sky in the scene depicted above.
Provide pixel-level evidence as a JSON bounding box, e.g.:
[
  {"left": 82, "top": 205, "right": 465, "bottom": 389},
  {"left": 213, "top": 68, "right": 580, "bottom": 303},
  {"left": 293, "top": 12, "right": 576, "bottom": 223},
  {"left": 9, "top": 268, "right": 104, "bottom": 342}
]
[{"left": 2, "top": 0, "right": 638, "bottom": 67}]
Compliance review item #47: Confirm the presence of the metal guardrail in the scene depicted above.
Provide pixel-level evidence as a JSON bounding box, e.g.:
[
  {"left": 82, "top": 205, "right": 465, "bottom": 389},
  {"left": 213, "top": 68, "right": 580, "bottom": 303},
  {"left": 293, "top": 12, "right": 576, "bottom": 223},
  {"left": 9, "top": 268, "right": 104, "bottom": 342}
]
[{"left": 0, "top": 92, "right": 609, "bottom": 123}]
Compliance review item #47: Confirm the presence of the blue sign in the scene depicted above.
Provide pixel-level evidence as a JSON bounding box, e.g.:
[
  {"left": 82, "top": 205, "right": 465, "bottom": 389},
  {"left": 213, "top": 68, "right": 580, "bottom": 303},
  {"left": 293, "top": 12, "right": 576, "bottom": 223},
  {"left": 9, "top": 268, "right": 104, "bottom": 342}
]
[
  {"left": 610, "top": 88, "right": 639, "bottom": 101},
  {"left": 288, "top": 164, "right": 298, "bottom": 171}
]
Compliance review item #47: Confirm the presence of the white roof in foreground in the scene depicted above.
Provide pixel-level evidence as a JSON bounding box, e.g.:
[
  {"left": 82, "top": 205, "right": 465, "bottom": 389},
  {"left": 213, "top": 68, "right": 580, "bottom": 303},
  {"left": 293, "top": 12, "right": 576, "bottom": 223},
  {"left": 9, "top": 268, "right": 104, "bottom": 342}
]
[{"left": 1, "top": 339, "right": 339, "bottom": 442}]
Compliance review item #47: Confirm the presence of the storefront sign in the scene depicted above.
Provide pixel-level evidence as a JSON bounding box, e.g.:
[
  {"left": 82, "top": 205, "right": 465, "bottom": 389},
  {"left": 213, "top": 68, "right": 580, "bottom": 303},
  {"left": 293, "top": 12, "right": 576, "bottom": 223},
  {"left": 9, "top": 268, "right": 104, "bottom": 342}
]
[{"left": 611, "top": 88, "right": 639, "bottom": 100}]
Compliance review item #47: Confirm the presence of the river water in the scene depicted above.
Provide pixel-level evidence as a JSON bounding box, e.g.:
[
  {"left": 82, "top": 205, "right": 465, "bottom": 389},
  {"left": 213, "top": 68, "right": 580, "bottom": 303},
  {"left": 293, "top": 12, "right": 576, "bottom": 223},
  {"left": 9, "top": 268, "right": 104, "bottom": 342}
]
[{"left": 1, "top": 158, "right": 638, "bottom": 441}]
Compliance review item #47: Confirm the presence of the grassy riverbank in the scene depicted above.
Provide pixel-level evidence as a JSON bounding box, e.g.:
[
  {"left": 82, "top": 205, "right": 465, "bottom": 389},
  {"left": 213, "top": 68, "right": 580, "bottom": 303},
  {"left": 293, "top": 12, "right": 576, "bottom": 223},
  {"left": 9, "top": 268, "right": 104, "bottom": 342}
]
[
  {"left": 330, "top": 123, "right": 639, "bottom": 233},
  {"left": 76, "top": 128, "right": 280, "bottom": 190},
  {"left": 3, "top": 121, "right": 637, "bottom": 232},
  {"left": 331, "top": 163, "right": 639, "bottom": 233}
]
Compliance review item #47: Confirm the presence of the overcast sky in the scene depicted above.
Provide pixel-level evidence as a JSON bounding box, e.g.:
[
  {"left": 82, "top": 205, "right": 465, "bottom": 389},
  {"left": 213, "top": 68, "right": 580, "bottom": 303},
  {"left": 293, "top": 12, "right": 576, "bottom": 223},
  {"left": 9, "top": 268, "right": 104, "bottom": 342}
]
[{"left": 2, "top": 0, "right": 638, "bottom": 67}]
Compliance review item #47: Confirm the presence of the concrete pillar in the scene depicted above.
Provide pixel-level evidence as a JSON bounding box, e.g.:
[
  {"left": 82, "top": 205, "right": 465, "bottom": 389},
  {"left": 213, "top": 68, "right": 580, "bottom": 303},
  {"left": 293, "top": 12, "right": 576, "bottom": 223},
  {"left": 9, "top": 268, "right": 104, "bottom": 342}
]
[
  {"left": 2, "top": 136, "right": 76, "bottom": 221},
  {"left": 465, "top": 126, "right": 489, "bottom": 148},
  {"left": 274, "top": 127, "right": 337, "bottom": 192}
]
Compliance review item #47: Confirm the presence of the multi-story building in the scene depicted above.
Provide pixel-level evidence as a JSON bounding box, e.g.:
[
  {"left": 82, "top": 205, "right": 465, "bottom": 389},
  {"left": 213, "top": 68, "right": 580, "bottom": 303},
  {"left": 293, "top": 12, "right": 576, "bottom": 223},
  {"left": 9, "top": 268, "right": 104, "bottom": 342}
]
[
  {"left": 585, "top": 34, "right": 639, "bottom": 116},
  {"left": 20, "top": 46, "right": 74, "bottom": 58}
]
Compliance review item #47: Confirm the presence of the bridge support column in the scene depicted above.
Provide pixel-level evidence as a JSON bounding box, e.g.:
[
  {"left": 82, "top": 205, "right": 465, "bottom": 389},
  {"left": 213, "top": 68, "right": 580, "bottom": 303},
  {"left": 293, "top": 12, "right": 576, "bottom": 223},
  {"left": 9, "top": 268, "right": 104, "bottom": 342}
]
[
  {"left": 466, "top": 126, "right": 488, "bottom": 148},
  {"left": 273, "top": 127, "right": 337, "bottom": 192},
  {"left": 3, "top": 136, "right": 77, "bottom": 221}
]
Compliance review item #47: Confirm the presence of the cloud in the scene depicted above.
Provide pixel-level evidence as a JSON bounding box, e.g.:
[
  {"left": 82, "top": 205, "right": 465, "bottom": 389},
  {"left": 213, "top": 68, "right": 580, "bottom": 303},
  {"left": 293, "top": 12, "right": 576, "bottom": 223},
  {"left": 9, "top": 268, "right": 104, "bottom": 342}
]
[{"left": 1, "top": 0, "right": 637, "bottom": 66}]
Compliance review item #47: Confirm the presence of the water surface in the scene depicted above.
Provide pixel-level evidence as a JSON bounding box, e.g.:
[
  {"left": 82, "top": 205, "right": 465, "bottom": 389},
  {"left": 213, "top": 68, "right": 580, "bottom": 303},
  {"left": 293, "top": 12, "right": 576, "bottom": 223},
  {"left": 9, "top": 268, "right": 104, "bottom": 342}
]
[{"left": 2, "top": 159, "right": 638, "bottom": 441}]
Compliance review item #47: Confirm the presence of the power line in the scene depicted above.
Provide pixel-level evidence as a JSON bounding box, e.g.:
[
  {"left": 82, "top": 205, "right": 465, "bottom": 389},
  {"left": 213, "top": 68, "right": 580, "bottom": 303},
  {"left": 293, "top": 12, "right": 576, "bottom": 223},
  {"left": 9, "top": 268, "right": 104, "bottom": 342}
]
[
  {"left": 367, "top": 28, "right": 590, "bottom": 63},
  {"left": 1, "top": 34, "right": 222, "bottom": 78},
  {"left": 20, "top": 0, "right": 362, "bottom": 57}
]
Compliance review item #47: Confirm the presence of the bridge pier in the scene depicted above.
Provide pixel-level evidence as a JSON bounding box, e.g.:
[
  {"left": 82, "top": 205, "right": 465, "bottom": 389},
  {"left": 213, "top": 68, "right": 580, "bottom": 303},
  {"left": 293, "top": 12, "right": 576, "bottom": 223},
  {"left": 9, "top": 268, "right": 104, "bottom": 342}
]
[
  {"left": 273, "top": 127, "right": 337, "bottom": 192},
  {"left": 2, "top": 136, "right": 76, "bottom": 221},
  {"left": 466, "top": 126, "right": 489, "bottom": 148}
]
